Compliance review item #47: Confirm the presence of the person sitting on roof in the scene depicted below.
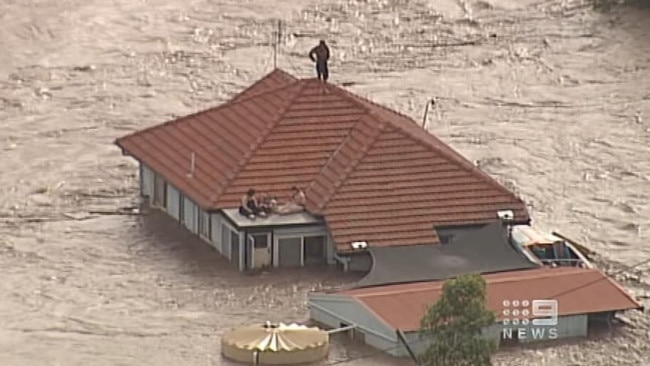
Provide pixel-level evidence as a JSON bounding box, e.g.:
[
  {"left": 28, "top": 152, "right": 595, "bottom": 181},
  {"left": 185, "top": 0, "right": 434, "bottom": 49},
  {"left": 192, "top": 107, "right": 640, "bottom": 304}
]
[
  {"left": 269, "top": 195, "right": 278, "bottom": 212},
  {"left": 258, "top": 193, "right": 275, "bottom": 216},
  {"left": 239, "top": 188, "right": 266, "bottom": 219},
  {"left": 276, "top": 186, "right": 306, "bottom": 215}
]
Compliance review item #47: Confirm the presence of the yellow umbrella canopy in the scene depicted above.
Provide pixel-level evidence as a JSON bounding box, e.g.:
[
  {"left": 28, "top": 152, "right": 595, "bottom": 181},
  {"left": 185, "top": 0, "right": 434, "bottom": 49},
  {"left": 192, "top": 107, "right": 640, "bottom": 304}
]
[{"left": 222, "top": 322, "right": 329, "bottom": 365}]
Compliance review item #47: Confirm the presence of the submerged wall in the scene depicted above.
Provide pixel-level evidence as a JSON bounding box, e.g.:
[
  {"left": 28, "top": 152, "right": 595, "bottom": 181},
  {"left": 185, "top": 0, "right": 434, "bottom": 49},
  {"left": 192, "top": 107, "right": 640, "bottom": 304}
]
[{"left": 136, "top": 162, "right": 338, "bottom": 272}]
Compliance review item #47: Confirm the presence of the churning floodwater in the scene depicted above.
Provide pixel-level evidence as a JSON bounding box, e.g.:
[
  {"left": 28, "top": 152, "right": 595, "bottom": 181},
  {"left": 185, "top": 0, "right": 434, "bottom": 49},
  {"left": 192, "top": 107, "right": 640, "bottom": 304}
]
[{"left": 1, "top": 0, "right": 649, "bottom": 365}]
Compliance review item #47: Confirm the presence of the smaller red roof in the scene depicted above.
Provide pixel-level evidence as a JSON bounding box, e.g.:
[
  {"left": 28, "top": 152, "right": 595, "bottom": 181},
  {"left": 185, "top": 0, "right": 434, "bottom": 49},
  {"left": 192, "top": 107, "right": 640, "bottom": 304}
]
[{"left": 338, "top": 267, "right": 643, "bottom": 332}]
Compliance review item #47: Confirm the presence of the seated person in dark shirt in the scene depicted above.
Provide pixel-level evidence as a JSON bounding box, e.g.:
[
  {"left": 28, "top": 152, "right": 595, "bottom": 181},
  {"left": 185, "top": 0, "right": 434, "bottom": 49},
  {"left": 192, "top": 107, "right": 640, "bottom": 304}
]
[{"left": 238, "top": 188, "right": 266, "bottom": 219}]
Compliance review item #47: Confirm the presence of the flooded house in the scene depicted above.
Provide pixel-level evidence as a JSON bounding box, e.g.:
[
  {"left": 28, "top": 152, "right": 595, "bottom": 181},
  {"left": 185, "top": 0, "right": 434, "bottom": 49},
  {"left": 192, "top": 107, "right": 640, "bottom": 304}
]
[
  {"left": 115, "top": 69, "right": 531, "bottom": 272},
  {"left": 308, "top": 266, "right": 643, "bottom": 357}
]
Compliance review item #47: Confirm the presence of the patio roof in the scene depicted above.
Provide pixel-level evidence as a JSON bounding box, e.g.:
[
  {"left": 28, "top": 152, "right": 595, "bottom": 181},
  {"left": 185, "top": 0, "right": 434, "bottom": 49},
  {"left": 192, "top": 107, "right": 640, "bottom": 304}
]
[
  {"left": 350, "top": 222, "right": 540, "bottom": 289},
  {"left": 337, "top": 267, "right": 644, "bottom": 332}
]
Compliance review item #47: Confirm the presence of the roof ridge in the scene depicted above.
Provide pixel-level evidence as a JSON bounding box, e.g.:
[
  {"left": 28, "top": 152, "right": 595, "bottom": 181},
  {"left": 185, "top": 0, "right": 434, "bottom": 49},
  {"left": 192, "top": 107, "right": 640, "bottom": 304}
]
[
  {"left": 331, "top": 84, "right": 527, "bottom": 211},
  {"left": 321, "top": 82, "right": 373, "bottom": 115},
  {"left": 338, "top": 86, "right": 418, "bottom": 126},
  {"left": 313, "top": 116, "right": 389, "bottom": 213},
  {"left": 232, "top": 68, "right": 298, "bottom": 103},
  {"left": 599, "top": 271, "right": 644, "bottom": 308},
  {"left": 114, "top": 77, "right": 302, "bottom": 148},
  {"left": 351, "top": 268, "right": 597, "bottom": 298},
  {"left": 209, "top": 81, "right": 308, "bottom": 205}
]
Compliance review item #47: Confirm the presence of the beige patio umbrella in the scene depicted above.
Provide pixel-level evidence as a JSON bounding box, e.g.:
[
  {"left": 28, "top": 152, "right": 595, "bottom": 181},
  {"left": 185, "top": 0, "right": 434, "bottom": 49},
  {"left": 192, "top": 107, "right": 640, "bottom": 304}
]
[{"left": 221, "top": 322, "right": 329, "bottom": 365}]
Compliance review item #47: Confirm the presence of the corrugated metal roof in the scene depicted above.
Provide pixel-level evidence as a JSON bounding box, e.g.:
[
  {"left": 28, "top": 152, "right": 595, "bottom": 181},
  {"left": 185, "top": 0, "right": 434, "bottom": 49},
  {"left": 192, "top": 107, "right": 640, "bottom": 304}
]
[
  {"left": 115, "top": 69, "right": 530, "bottom": 251},
  {"left": 337, "top": 267, "right": 643, "bottom": 331}
]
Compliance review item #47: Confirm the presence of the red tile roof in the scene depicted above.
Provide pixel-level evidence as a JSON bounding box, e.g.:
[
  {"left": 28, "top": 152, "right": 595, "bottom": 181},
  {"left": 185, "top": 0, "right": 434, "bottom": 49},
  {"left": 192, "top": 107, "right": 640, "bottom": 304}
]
[
  {"left": 337, "top": 267, "right": 643, "bottom": 331},
  {"left": 115, "top": 69, "right": 530, "bottom": 251}
]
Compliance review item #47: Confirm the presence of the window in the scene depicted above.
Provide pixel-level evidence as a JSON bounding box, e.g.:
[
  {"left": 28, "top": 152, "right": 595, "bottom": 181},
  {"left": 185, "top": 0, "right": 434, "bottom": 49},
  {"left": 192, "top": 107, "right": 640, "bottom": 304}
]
[
  {"left": 153, "top": 174, "right": 167, "bottom": 207},
  {"left": 303, "top": 235, "right": 327, "bottom": 265},
  {"left": 179, "top": 195, "right": 185, "bottom": 222},
  {"left": 278, "top": 237, "right": 302, "bottom": 266},
  {"left": 439, "top": 235, "right": 454, "bottom": 245},
  {"left": 139, "top": 164, "right": 145, "bottom": 197},
  {"left": 230, "top": 230, "right": 240, "bottom": 246},
  {"left": 230, "top": 229, "right": 240, "bottom": 265},
  {"left": 221, "top": 223, "right": 231, "bottom": 258},
  {"left": 199, "top": 210, "right": 210, "bottom": 238},
  {"left": 251, "top": 233, "right": 269, "bottom": 249}
]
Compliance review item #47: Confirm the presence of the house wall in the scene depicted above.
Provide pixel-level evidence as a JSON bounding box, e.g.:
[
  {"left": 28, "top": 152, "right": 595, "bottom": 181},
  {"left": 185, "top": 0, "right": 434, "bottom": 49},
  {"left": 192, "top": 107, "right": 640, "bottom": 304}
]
[
  {"left": 136, "top": 167, "right": 246, "bottom": 268},
  {"left": 140, "top": 163, "right": 155, "bottom": 201},
  {"left": 278, "top": 237, "right": 302, "bottom": 266},
  {"left": 135, "top": 165, "right": 336, "bottom": 272},
  {"left": 308, "top": 294, "right": 398, "bottom": 354},
  {"left": 165, "top": 184, "right": 181, "bottom": 220},
  {"left": 220, "top": 220, "right": 234, "bottom": 260},
  {"left": 210, "top": 214, "right": 223, "bottom": 253},
  {"left": 400, "top": 314, "right": 588, "bottom": 357},
  {"left": 272, "top": 225, "right": 335, "bottom": 268},
  {"left": 182, "top": 197, "right": 199, "bottom": 234},
  {"left": 198, "top": 208, "right": 210, "bottom": 240},
  {"left": 325, "top": 233, "right": 336, "bottom": 265},
  {"left": 401, "top": 327, "right": 499, "bottom": 357},
  {"left": 491, "top": 314, "right": 588, "bottom": 344},
  {"left": 237, "top": 230, "right": 245, "bottom": 270}
]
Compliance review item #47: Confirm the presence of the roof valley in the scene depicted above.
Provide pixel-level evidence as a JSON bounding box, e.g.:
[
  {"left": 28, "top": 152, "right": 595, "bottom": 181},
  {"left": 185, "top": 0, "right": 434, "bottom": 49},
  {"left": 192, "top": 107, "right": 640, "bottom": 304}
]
[
  {"left": 335, "top": 86, "right": 526, "bottom": 205},
  {"left": 309, "top": 115, "right": 388, "bottom": 213},
  {"left": 209, "top": 82, "right": 307, "bottom": 204}
]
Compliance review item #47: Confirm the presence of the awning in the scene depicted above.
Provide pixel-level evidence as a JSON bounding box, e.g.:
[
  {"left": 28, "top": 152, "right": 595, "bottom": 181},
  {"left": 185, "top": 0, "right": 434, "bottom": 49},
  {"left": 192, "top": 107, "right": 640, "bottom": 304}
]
[{"left": 351, "top": 222, "right": 540, "bottom": 289}]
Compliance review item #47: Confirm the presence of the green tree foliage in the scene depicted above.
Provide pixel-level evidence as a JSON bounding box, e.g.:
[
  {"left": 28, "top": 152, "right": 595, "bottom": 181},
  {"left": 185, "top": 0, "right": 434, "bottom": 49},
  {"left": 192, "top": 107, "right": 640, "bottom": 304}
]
[{"left": 419, "top": 273, "right": 497, "bottom": 366}]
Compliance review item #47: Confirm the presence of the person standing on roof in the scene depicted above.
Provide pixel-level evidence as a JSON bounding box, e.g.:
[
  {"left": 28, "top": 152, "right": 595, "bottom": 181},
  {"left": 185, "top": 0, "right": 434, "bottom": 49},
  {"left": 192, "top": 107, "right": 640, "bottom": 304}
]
[{"left": 309, "top": 40, "right": 330, "bottom": 82}]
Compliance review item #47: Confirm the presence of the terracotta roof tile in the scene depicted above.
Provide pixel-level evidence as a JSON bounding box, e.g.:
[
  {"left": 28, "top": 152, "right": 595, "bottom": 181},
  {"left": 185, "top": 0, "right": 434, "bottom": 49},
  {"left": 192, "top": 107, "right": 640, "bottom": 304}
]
[
  {"left": 319, "top": 128, "right": 527, "bottom": 251},
  {"left": 306, "top": 114, "right": 387, "bottom": 212},
  {"left": 216, "top": 83, "right": 367, "bottom": 206},
  {"left": 116, "top": 80, "right": 304, "bottom": 206},
  {"left": 115, "top": 69, "right": 530, "bottom": 251},
  {"left": 337, "top": 267, "right": 643, "bottom": 331}
]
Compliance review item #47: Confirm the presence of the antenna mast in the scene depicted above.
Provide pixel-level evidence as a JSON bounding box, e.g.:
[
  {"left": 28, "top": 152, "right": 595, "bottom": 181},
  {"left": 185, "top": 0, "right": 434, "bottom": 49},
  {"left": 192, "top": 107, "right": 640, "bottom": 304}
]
[
  {"left": 187, "top": 152, "right": 196, "bottom": 178},
  {"left": 421, "top": 98, "right": 437, "bottom": 128},
  {"left": 273, "top": 20, "right": 282, "bottom": 69}
]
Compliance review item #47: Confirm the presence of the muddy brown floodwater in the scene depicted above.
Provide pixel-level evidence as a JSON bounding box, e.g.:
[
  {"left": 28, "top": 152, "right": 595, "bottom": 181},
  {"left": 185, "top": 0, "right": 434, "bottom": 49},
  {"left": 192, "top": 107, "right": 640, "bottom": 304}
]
[{"left": 1, "top": 0, "right": 649, "bottom": 365}]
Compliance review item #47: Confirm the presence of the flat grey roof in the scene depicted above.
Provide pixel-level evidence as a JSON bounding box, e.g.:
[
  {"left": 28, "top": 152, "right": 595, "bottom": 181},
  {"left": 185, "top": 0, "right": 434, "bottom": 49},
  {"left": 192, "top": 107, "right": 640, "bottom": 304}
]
[
  {"left": 350, "top": 222, "right": 541, "bottom": 289},
  {"left": 221, "top": 208, "right": 323, "bottom": 228}
]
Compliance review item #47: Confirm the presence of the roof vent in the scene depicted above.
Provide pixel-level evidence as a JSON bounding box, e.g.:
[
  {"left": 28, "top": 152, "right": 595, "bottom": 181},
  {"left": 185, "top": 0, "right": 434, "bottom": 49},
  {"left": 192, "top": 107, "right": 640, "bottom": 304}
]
[
  {"left": 186, "top": 152, "right": 196, "bottom": 178},
  {"left": 351, "top": 241, "right": 368, "bottom": 250},
  {"left": 496, "top": 209, "right": 514, "bottom": 221}
]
